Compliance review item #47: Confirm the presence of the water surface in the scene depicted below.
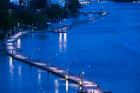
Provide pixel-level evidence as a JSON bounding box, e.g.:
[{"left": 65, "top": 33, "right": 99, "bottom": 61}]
[{"left": 1, "top": 1, "right": 140, "bottom": 93}]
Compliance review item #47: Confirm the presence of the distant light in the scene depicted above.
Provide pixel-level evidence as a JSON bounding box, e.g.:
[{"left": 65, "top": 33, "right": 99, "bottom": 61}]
[
  {"left": 80, "top": 1, "right": 90, "bottom": 5},
  {"left": 65, "top": 75, "right": 68, "bottom": 79},
  {"left": 133, "top": 0, "right": 140, "bottom": 3},
  {"left": 82, "top": 71, "right": 85, "bottom": 75}
]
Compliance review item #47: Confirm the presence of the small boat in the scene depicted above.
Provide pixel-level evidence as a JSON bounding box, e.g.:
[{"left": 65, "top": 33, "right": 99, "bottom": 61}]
[{"left": 49, "top": 24, "right": 69, "bottom": 33}]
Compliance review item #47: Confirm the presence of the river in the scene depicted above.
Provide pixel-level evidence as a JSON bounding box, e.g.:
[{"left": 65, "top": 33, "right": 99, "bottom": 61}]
[{"left": 1, "top": 1, "right": 140, "bottom": 93}]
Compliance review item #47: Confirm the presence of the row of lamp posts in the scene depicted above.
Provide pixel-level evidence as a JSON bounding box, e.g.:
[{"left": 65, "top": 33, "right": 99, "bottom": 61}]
[{"left": 45, "top": 53, "right": 92, "bottom": 92}]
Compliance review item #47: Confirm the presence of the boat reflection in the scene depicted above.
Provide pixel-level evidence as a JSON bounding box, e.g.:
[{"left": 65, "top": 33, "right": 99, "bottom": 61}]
[{"left": 59, "top": 33, "right": 67, "bottom": 52}]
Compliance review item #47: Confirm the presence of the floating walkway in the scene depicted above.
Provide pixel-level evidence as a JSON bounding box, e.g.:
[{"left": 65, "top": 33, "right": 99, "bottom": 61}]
[{"left": 5, "top": 32, "right": 103, "bottom": 93}]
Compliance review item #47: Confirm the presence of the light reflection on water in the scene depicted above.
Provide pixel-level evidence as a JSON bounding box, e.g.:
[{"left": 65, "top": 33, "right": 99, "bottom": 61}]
[
  {"left": 1, "top": 1, "right": 140, "bottom": 93},
  {"left": 9, "top": 57, "right": 14, "bottom": 76},
  {"left": 54, "top": 78, "right": 78, "bottom": 93},
  {"left": 55, "top": 79, "right": 59, "bottom": 93},
  {"left": 38, "top": 70, "right": 42, "bottom": 84},
  {"left": 59, "top": 33, "right": 67, "bottom": 52},
  {"left": 18, "top": 66, "right": 22, "bottom": 77},
  {"left": 66, "top": 80, "right": 69, "bottom": 93}
]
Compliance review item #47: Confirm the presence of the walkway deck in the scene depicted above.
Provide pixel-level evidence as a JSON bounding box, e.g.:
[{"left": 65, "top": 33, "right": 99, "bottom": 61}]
[{"left": 5, "top": 32, "right": 103, "bottom": 93}]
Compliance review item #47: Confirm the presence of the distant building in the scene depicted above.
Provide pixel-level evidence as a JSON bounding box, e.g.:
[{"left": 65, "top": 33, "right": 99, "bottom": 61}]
[
  {"left": 10, "top": 0, "right": 29, "bottom": 6},
  {"left": 51, "top": 0, "right": 65, "bottom": 7},
  {"left": 10, "top": 0, "right": 18, "bottom": 5}
]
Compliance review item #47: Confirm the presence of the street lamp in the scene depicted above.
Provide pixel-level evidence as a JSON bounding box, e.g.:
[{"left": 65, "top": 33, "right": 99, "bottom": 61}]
[
  {"left": 79, "top": 65, "right": 93, "bottom": 88},
  {"left": 79, "top": 71, "right": 85, "bottom": 86},
  {"left": 48, "top": 53, "right": 60, "bottom": 68},
  {"left": 80, "top": 65, "right": 93, "bottom": 79},
  {"left": 77, "top": 65, "right": 91, "bottom": 93},
  {"left": 66, "top": 60, "right": 79, "bottom": 79}
]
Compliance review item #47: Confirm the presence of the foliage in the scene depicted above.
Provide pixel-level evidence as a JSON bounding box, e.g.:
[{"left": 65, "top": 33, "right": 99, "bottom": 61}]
[
  {"left": 0, "top": 0, "right": 16, "bottom": 30},
  {"left": 32, "top": 13, "right": 47, "bottom": 27},
  {"left": 12, "top": 6, "right": 47, "bottom": 28},
  {"left": 30, "top": 0, "right": 47, "bottom": 9},
  {"left": 0, "top": 0, "right": 16, "bottom": 40},
  {"left": 67, "top": 0, "right": 80, "bottom": 15},
  {"left": 0, "top": 0, "right": 81, "bottom": 40},
  {"left": 46, "top": 4, "right": 66, "bottom": 20}
]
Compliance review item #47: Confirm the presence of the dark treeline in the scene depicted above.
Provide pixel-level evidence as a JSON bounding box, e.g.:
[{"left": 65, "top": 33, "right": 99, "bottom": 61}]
[
  {"left": 0, "top": 0, "right": 80, "bottom": 40},
  {"left": 0, "top": 0, "right": 17, "bottom": 40}
]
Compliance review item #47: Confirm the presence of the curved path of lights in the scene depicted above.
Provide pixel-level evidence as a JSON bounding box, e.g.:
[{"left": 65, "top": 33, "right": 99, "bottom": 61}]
[
  {"left": 5, "top": 11, "right": 110, "bottom": 93},
  {"left": 5, "top": 31, "right": 102, "bottom": 93}
]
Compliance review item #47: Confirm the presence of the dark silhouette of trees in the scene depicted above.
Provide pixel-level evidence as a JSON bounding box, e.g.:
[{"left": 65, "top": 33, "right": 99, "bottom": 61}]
[
  {"left": 67, "top": 0, "right": 80, "bottom": 15},
  {"left": 46, "top": 4, "right": 65, "bottom": 20},
  {"left": 0, "top": 0, "right": 81, "bottom": 40},
  {"left": 0, "top": 0, "right": 16, "bottom": 40},
  {"left": 30, "top": 0, "right": 47, "bottom": 9},
  {"left": 12, "top": 8, "right": 46, "bottom": 27}
]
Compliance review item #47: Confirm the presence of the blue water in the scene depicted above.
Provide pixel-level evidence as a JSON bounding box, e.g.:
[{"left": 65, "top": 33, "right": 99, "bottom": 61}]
[{"left": 1, "top": 1, "right": 140, "bottom": 93}]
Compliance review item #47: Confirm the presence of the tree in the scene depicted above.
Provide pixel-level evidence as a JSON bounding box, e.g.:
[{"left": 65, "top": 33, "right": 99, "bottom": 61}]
[
  {"left": 46, "top": 4, "right": 65, "bottom": 20},
  {"left": 30, "top": 0, "right": 47, "bottom": 9},
  {"left": 67, "top": 0, "right": 80, "bottom": 15},
  {"left": 0, "top": 0, "right": 16, "bottom": 40},
  {"left": 15, "top": 8, "right": 47, "bottom": 27}
]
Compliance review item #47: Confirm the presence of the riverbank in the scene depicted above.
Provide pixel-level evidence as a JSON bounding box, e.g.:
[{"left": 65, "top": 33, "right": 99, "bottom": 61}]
[
  {"left": 1, "top": 1, "right": 140, "bottom": 93},
  {"left": 0, "top": 9, "right": 109, "bottom": 53}
]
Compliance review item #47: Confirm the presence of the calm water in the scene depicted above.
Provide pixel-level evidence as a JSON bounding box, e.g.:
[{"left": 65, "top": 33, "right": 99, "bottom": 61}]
[{"left": 1, "top": 1, "right": 140, "bottom": 93}]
